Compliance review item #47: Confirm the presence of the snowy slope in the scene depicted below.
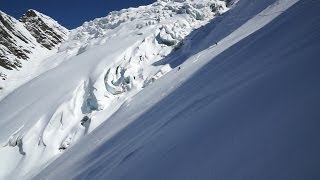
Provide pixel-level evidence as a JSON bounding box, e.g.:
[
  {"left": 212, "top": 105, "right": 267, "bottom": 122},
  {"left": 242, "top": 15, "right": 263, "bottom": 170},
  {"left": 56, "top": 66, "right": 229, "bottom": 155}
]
[
  {"left": 0, "top": 1, "right": 229, "bottom": 179},
  {"left": 0, "top": 10, "right": 68, "bottom": 100},
  {"left": 35, "top": 0, "right": 320, "bottom": 179},
  {"left": 1, "top": 0, "right": 320, "bottom": 179}
]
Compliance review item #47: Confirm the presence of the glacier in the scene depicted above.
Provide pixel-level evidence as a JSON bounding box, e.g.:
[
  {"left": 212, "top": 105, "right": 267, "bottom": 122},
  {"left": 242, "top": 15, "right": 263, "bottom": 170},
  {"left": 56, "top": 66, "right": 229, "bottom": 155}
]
[{"left": 1, "top": 0, "right": 320, "bottom": 179}]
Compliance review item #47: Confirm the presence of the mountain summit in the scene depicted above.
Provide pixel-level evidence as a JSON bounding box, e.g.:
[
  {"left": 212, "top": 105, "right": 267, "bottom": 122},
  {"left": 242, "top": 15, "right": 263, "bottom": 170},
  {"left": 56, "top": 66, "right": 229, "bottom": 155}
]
[
  {"left": 20, "top": 9, "right": 68, "bottom": 50},
  {"left": 0, "top": 10, "right": 68, "bottom": 84}
]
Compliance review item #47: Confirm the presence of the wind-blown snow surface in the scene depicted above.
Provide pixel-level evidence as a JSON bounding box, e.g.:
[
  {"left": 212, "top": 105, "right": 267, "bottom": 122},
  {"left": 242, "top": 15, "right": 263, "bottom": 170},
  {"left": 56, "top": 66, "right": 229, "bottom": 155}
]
[{"left": 2, "top": 0, "right": 320, "bottom": 179}]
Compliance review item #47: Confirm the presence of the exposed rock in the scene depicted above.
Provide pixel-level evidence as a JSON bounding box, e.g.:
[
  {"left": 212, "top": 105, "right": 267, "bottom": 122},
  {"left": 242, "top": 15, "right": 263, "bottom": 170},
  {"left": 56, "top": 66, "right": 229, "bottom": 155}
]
[
  {"left": 20, "top": 9, "right": 68, "bottom": 50},
  {"left": 0, "top": 10, "right": 68, "bottom": 77},
  {"left": 0, "top": 11, "right": 31, "bottom": 70}
]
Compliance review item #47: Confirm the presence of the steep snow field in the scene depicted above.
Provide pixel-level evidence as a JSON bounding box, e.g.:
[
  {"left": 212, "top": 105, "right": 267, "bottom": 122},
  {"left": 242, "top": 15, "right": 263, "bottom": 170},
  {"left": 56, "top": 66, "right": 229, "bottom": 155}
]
[
  {"left": 37, "top": 0, "right": 320, "bottom": 179},
  {"left": 0, "top": 0, "right": 228, "bottom": 179},
  {"left": 1, "top": 0, "right": 320, "bottom": 179}
]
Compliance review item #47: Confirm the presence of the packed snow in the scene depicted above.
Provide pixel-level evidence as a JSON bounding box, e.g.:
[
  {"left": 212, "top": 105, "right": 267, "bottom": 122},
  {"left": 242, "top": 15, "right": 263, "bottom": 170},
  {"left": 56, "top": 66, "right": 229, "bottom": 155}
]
[{"left": 1, "top": 0, "right": 320, "bottom": 179}]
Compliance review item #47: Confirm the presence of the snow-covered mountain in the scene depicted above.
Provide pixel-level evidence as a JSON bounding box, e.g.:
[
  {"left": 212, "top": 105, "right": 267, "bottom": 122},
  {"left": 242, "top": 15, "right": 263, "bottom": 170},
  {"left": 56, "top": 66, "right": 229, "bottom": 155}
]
[
  {"left": 20, "top": 10, "right": 68, "bottom": 50},
  {"left": 1, "top": 0, "right": 320, "bottom": 179},
  {"left": 0, "top": 1, "right": 229, "bottom": 178},
  {"left": 0, "top": 9, "right": 68, "bottom": 95}
]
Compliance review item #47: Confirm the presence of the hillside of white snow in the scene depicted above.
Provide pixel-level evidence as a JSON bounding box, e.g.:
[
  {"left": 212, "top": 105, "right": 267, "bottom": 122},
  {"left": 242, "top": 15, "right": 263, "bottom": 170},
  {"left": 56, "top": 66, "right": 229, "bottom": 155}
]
[
  {"left": 1, "top": 0, "right": 320, "bottom": 179},
  {"left": 0, "top": 9, "right": 68, "bottom": 100},
  {"left": 0, "top": 0, "right": 228, "bottom": 179}
]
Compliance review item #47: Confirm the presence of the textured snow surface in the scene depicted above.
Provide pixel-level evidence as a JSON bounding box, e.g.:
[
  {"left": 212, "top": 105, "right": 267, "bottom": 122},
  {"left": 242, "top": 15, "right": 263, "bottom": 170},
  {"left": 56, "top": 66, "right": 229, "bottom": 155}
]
[
  {"left": 2, "top": 0, "right": 320, "bottom": 179},
  {"left": 0, "top": 0, "right": 228, "bottom": 179}
]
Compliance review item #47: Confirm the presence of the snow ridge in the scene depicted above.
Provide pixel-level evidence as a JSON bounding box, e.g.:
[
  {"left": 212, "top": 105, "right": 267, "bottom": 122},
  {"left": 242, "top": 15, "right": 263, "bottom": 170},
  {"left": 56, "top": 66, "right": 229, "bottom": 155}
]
[{"left": 60, "top": 0, "right": 227, "bottom": 53}]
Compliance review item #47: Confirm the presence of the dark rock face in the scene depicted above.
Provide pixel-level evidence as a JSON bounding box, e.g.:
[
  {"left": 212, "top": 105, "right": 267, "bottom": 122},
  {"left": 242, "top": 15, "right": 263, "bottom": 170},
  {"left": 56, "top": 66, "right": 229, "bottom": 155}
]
[
  {"left": 0, "top": 10, "right": 68, "bottom": 74},
  {"left": 0, "top": 12, "right": 31, "bottom": 70},
  {"left": 20, "top": 10, "right": 68, "bottom": 50}
]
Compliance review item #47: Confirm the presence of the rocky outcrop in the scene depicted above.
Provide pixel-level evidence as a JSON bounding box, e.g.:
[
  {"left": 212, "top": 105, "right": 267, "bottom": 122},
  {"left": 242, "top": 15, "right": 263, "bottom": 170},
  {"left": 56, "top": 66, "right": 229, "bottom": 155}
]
[
  {"left": 20, "top": 10, "right": 68, "bottom": 50},
  {"left": 0, "top": 10, "right": 68, "bottom": 75},
  {"left": 0, "top": 11, "right": 32, "bottom": 70}
]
